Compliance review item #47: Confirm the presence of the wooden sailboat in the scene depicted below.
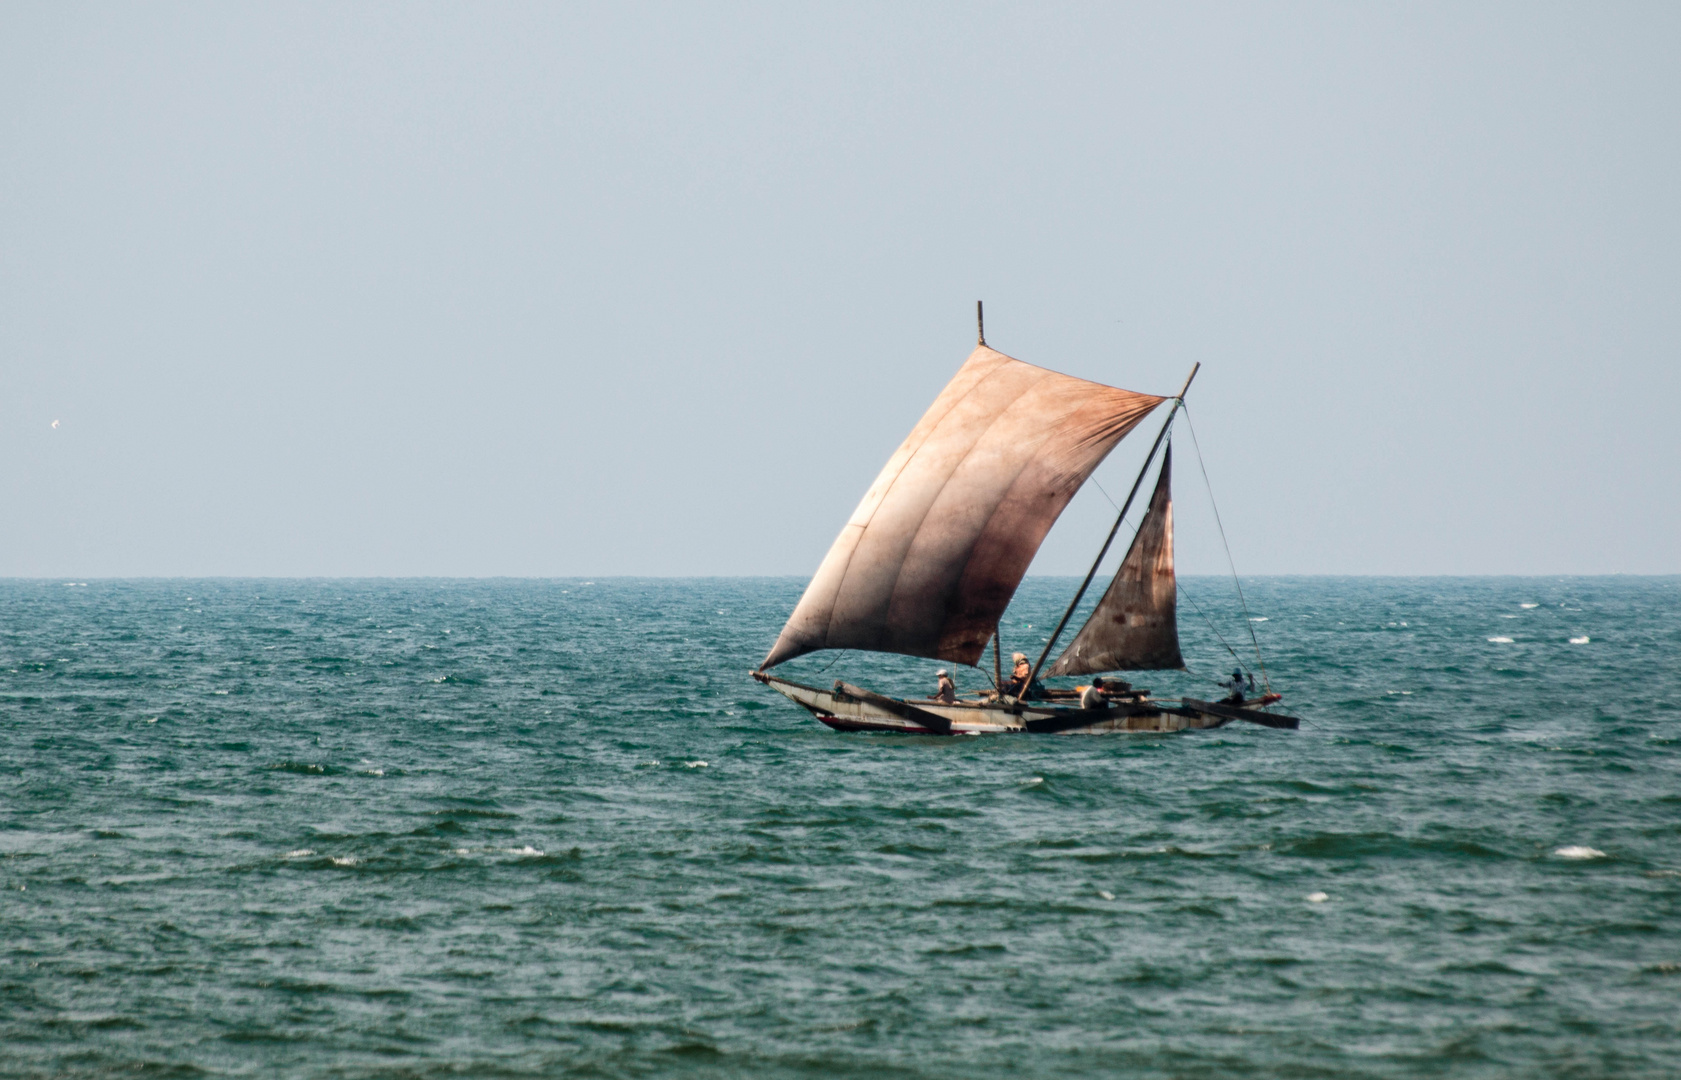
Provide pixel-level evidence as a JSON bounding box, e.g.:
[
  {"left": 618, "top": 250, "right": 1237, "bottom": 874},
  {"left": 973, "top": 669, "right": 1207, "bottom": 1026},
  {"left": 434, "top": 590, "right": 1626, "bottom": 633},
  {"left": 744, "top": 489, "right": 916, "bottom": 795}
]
[{"left": 751, "top": 306, "right": 1300, "bottom": 735}]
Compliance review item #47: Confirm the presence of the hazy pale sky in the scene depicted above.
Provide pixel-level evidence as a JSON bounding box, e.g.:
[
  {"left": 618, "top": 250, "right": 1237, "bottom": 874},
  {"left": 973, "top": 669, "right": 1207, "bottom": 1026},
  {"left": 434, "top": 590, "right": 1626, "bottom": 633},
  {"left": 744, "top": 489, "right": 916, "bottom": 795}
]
[{"left": 4, "top": 2, "right": 1677, "bottom": 577}]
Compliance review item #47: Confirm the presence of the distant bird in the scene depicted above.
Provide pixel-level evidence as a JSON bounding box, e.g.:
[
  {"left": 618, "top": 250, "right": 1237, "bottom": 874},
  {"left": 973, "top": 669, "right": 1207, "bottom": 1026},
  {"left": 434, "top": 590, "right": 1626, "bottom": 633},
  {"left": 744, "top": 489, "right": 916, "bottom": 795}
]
[{"left": 51, "top": 419, "right": 59, "bottom": 429}]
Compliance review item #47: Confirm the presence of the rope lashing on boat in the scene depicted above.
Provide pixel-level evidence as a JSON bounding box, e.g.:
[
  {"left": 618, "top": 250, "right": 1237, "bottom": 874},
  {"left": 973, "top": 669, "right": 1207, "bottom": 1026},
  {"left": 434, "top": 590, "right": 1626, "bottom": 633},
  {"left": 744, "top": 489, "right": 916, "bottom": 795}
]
[{"left": 1180, "top": 405, "right": 1271, "bottom": 695}]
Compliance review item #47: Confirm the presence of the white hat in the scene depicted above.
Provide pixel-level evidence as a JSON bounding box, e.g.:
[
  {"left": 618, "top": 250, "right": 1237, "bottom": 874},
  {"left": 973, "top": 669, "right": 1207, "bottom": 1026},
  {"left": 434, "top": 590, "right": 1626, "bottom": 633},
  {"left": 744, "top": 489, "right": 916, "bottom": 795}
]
[{"left": 936, "top": 668, "right": 948, "bottom": 676}]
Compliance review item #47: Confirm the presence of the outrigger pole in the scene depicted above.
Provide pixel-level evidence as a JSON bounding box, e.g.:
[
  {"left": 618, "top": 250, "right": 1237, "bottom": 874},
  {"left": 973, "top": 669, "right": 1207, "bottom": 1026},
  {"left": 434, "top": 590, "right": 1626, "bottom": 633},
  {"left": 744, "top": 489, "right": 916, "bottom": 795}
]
[{"left": 1022, "top": 362, "right": 1200, "bottom": 697}]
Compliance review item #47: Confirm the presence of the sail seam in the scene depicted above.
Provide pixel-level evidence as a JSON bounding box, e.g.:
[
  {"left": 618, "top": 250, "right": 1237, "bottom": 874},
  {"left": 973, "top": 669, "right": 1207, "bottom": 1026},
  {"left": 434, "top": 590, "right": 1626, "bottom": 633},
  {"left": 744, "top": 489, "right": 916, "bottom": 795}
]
[{"left": 817, "top": 351, "right": 1019, "bottom": 650}]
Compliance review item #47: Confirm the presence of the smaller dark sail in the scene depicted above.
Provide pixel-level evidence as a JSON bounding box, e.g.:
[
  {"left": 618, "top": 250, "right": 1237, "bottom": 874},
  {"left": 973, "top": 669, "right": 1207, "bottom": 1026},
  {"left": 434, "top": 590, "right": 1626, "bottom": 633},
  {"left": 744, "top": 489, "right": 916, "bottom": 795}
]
[{"left": 1047, "top": 446, "right": 1182, "bottom": 675}]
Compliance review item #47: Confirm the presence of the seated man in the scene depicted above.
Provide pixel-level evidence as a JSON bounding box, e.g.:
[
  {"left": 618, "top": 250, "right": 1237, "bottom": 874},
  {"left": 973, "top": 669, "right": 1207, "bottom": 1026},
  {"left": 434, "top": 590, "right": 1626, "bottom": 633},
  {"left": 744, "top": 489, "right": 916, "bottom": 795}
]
[
  {"left": 1080, "top": 677, "right": 1110, "bottom": 710},
  {"left": 933, "top": 668, "right": 957, "bottom": 703},
  {"left": 1220, "top": 668, "right": 1250, "bottom": 705},
  {"left": 1006, "top": 652, "right": 1045, "bottom": 699}
]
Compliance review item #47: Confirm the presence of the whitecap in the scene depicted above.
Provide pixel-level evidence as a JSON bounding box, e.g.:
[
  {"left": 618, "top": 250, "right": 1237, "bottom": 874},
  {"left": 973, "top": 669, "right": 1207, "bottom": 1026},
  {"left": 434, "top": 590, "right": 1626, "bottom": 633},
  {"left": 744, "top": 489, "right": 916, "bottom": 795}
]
[
  {"left": 1569, "top": 636, "right": 1589, "bottom": 645},
  {"left": 284, "top": 849, "right": 315, "bottom": 858},
  {"left": 1520, "top": 603, "right": 1539, "bottom": 609},
  {"left": 146, "top": 717, "right": 158, "bottom": 724},
  {"left": 684, "top": 760, "right": 708, "bottom": 768},
  {"left": 1022, "top": 777, "right": 1044, "bottom": 786},
  {"left": 1554, "top": 846, "right": 1605, "bottom": 859},
  {"left": 506, "top": 846, "right": 544, "bottom": 856},
  {"left": 1306, "top": 892, "right": 1329, "bottom": 903},
  {"left": 452, "top": 848, "right": 471, "bottom": 855},
  {"left": 362, "top": 768, "right": 384, "bottom": 777},
  {"left": 331, "top": 856, "right": 357, "bottom": 866},
  {"left": 1097, "top": 890, "right": 1115, "bottom": 901},
  {"left": 1487, "top": 637, "right": 1514, "bottom": 644},
  {"left": 1250, "top": 617, "right": 1268, "bottom": 622}
]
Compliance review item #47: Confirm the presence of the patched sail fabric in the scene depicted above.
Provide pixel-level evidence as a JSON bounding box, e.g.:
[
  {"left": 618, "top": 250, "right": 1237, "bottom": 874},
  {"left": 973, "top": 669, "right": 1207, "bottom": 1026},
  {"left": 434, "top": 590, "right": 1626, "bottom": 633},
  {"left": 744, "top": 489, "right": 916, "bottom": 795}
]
[
  {"left": 1047, "top": 445, "right": 1183, "bottom": 675},
  {"left": 761, "top": 346, "right": 1165, "bottom": 670}
]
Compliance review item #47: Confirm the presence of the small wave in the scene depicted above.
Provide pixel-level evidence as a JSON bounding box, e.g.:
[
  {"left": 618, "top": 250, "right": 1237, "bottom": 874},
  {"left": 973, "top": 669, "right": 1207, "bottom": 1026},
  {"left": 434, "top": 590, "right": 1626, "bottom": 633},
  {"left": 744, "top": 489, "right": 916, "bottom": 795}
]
[
  {"left": 1487, "top": 637, "right": 1514, "bottom": 644},
  {"left": 1569, "top": 636, "right": 1589, "bottom": 645},
  {"left": 684, "top": 761, "right": 708, "bottom": 768},
  {"left": 269, "top": 761, "right": 337, "bottom": 776},
  {"left": 1520, "top": 602, "right": 1539, "bottom": 609},
  {"left": 1022, "top": 777, "right": 1044, "bottom": 787},
  {"left": 505, "top": 846, "right": 545, "bottom": 856},
  {"left": 330, "top": 856, "right": 357, "bottom": 867},
  {"left": 283, "top": 849, "right": 315, "bottom": 858},
  {"left": 1554, "top": 846, "right": 1605, "bottom": 859},
  {"left": 1306, "top": 892, "right": 1330, "bottom": 903},
  {"left": 1097, "top": 889, "right": 1115, "bottom": 900},
  {"left": 1250, "top": 617, "right": 1268, "bottom": 622}
]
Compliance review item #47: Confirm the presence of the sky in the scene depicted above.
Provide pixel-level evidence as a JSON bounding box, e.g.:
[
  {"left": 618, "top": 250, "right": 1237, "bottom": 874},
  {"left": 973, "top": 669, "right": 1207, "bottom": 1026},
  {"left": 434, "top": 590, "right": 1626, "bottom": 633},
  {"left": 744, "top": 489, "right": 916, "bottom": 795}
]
[{"left": 3, "top": 2, "right": 1678, "bottom": 577}]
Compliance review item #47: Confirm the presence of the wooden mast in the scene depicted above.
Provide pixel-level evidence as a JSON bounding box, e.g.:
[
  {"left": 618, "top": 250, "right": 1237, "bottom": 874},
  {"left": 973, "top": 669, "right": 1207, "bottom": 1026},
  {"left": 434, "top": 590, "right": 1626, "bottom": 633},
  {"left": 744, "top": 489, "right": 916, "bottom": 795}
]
[
  {"left": 977, "top": 300, "right": 986, "bottom": 347},
  {"left": 1022, "top": 362, "right": 1200, "bottom": 697}
]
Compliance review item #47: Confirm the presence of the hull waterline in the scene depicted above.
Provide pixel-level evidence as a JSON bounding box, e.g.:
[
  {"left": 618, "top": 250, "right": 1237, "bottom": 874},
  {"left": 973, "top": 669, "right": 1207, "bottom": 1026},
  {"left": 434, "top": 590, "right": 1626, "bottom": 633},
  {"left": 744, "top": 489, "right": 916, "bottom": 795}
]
[{"left": 748, "top": 672, "right": 1291, "bottom": 736}]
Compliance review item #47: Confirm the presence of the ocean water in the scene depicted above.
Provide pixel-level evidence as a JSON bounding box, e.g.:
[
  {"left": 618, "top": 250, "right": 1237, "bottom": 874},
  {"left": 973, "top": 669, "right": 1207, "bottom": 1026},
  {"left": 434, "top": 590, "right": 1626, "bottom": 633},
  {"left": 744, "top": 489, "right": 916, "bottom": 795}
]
[{"left": 1, "top": 576, "right": 1678, "bottom": 1078}]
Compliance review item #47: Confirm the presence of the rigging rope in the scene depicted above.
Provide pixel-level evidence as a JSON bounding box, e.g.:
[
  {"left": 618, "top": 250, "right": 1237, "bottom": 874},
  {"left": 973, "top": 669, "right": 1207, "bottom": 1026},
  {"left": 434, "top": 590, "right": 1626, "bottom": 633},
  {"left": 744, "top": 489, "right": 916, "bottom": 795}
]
[
  {"left": 1180, "top": 405, "right": 1271, "bottom": 694},
  {"left": 1177, "top": 577, "right": 1246, "bottom": 669}
]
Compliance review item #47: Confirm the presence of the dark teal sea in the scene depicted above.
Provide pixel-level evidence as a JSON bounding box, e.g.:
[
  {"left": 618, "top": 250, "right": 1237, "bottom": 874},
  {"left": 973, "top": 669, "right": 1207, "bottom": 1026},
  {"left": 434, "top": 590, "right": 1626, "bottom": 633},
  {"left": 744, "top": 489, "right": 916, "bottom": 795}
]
[{"left": 2, "top": 577, "right": 1678, "bottom": 1078}]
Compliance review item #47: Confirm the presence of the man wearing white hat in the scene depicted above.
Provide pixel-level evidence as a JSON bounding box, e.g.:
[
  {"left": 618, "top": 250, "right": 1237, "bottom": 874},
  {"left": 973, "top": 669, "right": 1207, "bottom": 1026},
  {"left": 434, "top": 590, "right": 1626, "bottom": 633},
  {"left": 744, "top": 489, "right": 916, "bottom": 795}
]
[{"left": 933, "top": 669, "right": 957, "bottom": 703}]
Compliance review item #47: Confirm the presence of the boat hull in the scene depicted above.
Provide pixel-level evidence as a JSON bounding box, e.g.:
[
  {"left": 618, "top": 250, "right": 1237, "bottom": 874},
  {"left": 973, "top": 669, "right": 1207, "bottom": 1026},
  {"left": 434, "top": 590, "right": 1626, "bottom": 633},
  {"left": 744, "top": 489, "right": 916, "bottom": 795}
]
[{"left": 751, "top": 672, "right": 1239, "bottom": 736}]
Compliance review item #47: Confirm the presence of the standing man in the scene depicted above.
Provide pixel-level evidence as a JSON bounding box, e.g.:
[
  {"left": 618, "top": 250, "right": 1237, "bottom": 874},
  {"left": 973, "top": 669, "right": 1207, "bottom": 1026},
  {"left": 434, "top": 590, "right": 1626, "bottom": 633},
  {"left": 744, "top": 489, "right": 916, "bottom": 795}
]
[{"left": 1220, "top": 669, "right": 1249, "bottom": 704}]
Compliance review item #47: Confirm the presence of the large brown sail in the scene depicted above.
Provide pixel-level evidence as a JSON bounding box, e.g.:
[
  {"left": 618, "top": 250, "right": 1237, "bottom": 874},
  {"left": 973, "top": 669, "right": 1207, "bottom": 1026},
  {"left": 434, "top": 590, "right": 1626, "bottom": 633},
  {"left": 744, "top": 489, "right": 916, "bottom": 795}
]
[
  {"left": 760, "top": 346, "right": 1165, "bottom": 670},
  {"left": 1046, "top": 445, "right": 1182, "bottom": 675}
]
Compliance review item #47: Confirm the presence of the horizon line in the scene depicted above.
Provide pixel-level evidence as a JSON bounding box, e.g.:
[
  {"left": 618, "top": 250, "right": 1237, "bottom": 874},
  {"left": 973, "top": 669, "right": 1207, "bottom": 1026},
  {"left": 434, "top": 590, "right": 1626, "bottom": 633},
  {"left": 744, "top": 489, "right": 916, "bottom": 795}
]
[{"left": 3, "top": 573, "right": 1676, "bottom": 582}]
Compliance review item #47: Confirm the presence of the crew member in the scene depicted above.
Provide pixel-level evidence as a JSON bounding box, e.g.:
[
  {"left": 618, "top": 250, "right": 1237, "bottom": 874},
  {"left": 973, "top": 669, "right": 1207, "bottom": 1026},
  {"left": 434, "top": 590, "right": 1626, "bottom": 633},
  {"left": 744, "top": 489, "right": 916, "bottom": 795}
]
[
  {"left": 933, "top": 669, "right": 957, "bottom": 703},
  {"left": 1220, "top": 668, "right": 1249, "bottom": 704},
  {"left": 1006, "top": 652, "right": 1030, "bottom": 697},
  {"left": 1080, "top": 677, "right": 1109, "bottom": 710}
]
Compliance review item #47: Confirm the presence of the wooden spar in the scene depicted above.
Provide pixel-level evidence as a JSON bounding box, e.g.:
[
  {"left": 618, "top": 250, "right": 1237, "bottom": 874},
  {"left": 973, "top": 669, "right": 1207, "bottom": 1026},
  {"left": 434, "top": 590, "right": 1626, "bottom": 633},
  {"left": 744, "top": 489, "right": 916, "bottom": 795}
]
[
  {"left": 1023, "top": 362, "right": 1200, "bottom": 694},
  {"left": 1180, "top": 697, "right": 1301, "bottom": 730},
  {"left": 835, "top": 681, "right": 953, "bottom": 733},
  {"left": 993, "top": 628, "right": 1003, "bottom": 692},
  {"left": 977, "top": 301, "right": 986, "bottom": 347}
]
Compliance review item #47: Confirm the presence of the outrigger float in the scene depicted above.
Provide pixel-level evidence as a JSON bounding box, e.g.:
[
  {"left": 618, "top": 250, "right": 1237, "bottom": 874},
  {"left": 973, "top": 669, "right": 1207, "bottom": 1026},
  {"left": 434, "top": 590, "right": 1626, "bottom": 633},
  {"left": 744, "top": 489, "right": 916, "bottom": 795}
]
[{"left": 752, "top": 304, "right": 1300, "bottom": 736}]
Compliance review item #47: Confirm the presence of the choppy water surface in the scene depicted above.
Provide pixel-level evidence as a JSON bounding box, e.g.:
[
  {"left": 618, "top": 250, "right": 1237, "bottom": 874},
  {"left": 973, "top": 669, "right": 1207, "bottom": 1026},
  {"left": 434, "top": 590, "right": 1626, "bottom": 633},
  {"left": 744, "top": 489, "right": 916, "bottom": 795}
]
[{"left": 2, "top": 577, "right": 1678, "bottom": 1078}]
